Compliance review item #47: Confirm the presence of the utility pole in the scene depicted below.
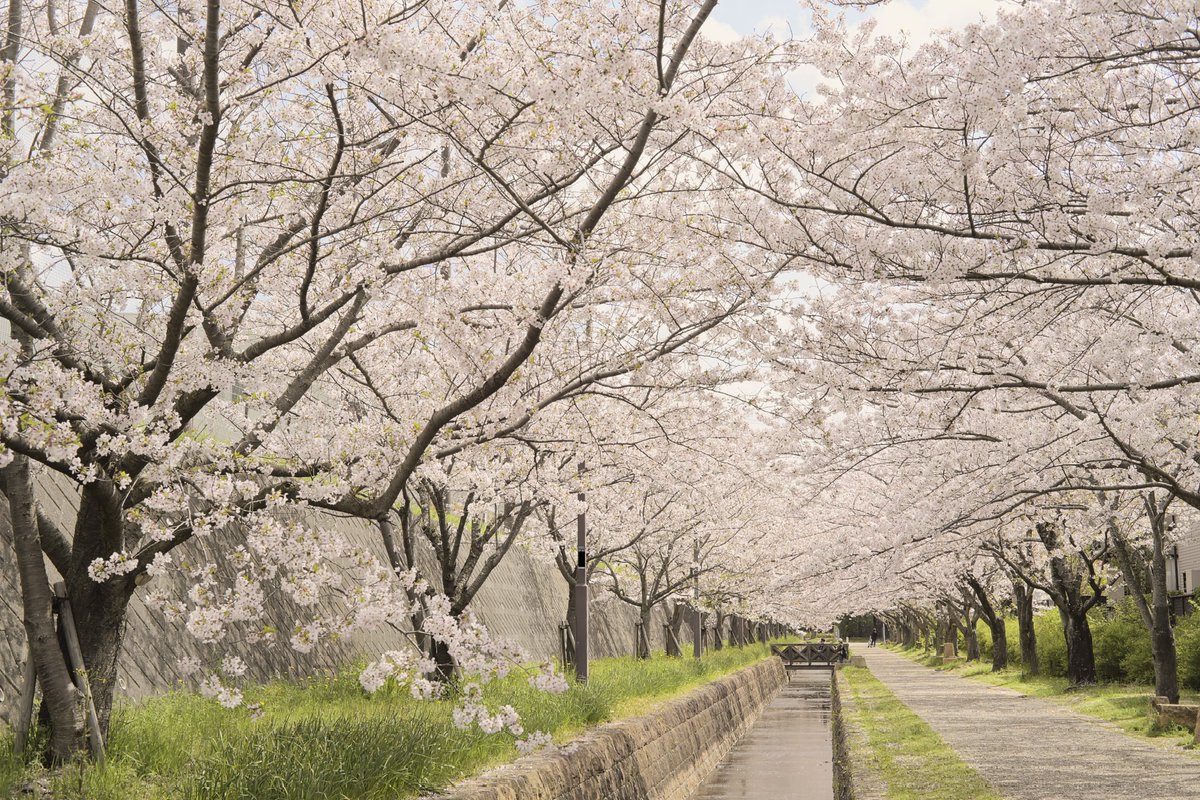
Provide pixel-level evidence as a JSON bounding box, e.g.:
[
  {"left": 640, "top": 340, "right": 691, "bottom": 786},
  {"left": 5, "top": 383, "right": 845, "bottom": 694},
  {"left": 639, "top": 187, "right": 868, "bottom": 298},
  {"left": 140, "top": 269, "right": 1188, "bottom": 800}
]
[
  {"left": 574, "top": 462, "right": 589, "bottom": 682},
  {"left": 693, "top": 538, "right": 702, "bottom": 658}
]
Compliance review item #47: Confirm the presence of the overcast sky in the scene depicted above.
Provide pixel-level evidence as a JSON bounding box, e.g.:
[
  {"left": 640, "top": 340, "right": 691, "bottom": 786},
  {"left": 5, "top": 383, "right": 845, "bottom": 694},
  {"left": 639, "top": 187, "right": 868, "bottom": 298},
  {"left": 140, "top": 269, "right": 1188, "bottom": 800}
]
[
  {"left": 700, "top": 0, "right": 1006, "bottom": 97},
  {"left": 703, "top": 0, "right": 1005, "bottom": 46}
]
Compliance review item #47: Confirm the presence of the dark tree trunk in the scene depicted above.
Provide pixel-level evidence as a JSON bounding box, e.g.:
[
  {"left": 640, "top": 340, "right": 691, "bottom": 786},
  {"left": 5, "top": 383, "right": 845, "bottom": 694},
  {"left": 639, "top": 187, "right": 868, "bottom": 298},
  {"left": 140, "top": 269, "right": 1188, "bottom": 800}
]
[
  {"left": 963, "top": 613, "right": 980, "bottom": 661},
  {"left": 1151, "top": 603, "right": 1179, "bottom": 703},
  {"left": 637, "top": 608, "right": 653, "bottom": 659},
  {"left": 1013, "top": 579, "right": 1038, "bottom": 676},
  {"left": 664, "top": 604, "right": 685, "bottom": 657},
  {"left": 1148, "top": 519, "right": 1179, "bottom": 702},
  {"left": 1110, "top": 505, "right": 1180, "bottom": 703},
  {"left": 713, "top": 611, "right": 726, "bottom": 650},
  {"left": 901, "top": 613, "right": 917, "bottom": 648},
  {"left": 1032, "top": 522, "right": 1101, "bottom": 686},
  {"left": 3, "top": 457, "right": 84, "bottom": 763},
  {"left": 1060, "top": 607, "right": 1097, "bottom": 685},
  {"left": 989, "top": 615, "right": 1008, "bottom": 671},
  {"left": 62, "top": 488, "right": 139, "bottom": 740},
  {"left": 946, "top": 606, "right": 960, "bottom": 655},
  {"left": 428, "top": 637, "right": 456, "bottom": 681},
  {"left": 1148, "top": 523, "right": 1179, "bottom": 703},
  {"left": 965, "top": 577, "right": 1008, "bottom": 672}
]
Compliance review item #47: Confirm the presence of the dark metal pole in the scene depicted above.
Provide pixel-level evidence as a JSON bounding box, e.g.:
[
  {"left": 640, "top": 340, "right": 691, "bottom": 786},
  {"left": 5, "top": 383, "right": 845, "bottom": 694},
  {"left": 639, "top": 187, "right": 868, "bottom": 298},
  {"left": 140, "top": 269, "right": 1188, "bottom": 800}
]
[
  {"left": 692, "top": 538, "right": 702, "bottom": 658},
  {"left": 574, "top": 463, "right": 589, "bottom": 683}
]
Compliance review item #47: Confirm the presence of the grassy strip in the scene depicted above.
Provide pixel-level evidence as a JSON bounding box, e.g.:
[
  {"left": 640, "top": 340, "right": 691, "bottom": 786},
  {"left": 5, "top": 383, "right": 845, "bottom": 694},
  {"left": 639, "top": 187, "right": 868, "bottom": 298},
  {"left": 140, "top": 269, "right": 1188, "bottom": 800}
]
[
  {"left": 3, "top": 644, "right": 770, "bottom": 800},
  {"left": 839, "top": 666, "right": 1001, "bottom": 800},
  {"left": 885, "top": 644, "right": 1200, "bottom": 752}
]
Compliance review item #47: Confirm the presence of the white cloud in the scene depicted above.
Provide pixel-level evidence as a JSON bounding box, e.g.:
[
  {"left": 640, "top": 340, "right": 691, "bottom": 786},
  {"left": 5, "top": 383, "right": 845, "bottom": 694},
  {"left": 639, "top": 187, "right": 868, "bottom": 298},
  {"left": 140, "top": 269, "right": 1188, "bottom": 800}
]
[
  {"left": 700, "top": 18, "right": 742, "bottom": 43},
  {"left": 786, "top": 64, "right": 826, "bottom": 100},
  {"left": 868, "top": 0, "right": 1004, "bottom": 46}
]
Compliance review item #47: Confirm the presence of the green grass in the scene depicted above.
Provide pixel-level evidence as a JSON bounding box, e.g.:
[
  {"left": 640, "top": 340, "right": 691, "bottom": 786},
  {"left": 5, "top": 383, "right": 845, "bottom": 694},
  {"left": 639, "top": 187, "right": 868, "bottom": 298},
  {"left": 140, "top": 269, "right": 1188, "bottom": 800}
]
[
  {"left": 840, "top": 666, "right": 1002, "bottom": 800},
  {"left": 2, "top": 644, "right": 771, "bottom": 800},
  {"left": 885, "top": 644, "right": 1200, "bottom": 752},
  {"left": 0, "top": 731, "right": 20, "bottom": 798}
]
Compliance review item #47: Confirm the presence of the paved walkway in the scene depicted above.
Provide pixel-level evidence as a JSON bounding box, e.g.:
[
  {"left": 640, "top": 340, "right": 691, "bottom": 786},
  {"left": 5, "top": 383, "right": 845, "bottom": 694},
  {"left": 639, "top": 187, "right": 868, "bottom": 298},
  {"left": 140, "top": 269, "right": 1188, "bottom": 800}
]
[
  {"left": 857, "top": 647, "right": 1200, "bottom": 800},
  {"left": 691, "top": 672, "right": 834, "bottom": 799}
]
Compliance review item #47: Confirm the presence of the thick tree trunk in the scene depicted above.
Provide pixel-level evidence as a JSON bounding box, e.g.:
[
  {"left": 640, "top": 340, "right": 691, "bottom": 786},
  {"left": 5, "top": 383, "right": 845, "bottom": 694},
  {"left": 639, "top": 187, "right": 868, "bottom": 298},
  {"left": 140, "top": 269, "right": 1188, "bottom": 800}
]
[
  {"left": 1148, "top": 521, "right": 1180, "bottom": 703},
  {"left": 1110, "top": 509, "right": 1180, "bottom": 703},
  {"left": 428, "top": 637, "right": 456, "bottom": 681},
  {"left": 664, "top": 603, "right": 686, "bottom": 657},
  {"left": 637, "top": 608, "right": 652, "bottom": 659},
  {"left": 989, "top": 616, "right": 1008, "bottom": 671},
  {"left": 901, "top": 613, "right": 917, "bottom": 648},
  {"left": 1060, "top": 608, "right": 1097, "bottom": 685},
  {"left": 1151, "top": 605, "right": 1179, "bottom": 703},
  {"left": 1013, "top": 579, "right": 1038, "bottom": 676},
  {"left": 713, "top": 611, "right": 726, "bottom": 650},
  {"left": 965, "top": 577, "right": 1008, "bottom": 672},
  {"left": 63, "top": 490, "right": 138, "bottom": 740},
  {"left": 963, "top": 615, "right": 980, "bottom": 661},
  {"left": 4, "top": 457, "right": 85, "bottom": 763}
]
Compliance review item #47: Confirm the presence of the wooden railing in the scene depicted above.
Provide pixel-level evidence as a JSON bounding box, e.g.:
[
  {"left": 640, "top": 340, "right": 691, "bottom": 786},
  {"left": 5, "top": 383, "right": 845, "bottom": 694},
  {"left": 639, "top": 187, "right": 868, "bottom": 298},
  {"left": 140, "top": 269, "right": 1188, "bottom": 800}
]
[{"left": 771, "top": 641, "right": 850, "bottom": 670}]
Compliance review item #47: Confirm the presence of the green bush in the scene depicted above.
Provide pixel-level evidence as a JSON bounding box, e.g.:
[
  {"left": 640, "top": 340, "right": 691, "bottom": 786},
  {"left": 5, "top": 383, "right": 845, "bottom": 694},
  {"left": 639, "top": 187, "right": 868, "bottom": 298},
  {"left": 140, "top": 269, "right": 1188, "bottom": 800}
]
[
  {"left": 1005, "top": 617, "right": 1023, "bottom": 667},
  {"left": 1091, "top": 600, "right": 1154, "bottom": 684},
  {"left": 1034, "top": 609, "right": 1068, "bottom": 678},
  {"left": 973, "top": 619, "right": 992, "bottom": 661},
  {"left": 1175, "top": 601, "right": 1200, "bottom": 691}
]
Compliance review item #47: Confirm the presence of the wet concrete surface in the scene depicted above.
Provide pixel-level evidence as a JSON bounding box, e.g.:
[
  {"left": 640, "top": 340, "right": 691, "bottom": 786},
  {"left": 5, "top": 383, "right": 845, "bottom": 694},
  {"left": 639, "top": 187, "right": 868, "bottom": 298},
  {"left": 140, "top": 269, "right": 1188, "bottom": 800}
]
[{"left": 691, "top": 671, "right": 834, "bottom": 800}]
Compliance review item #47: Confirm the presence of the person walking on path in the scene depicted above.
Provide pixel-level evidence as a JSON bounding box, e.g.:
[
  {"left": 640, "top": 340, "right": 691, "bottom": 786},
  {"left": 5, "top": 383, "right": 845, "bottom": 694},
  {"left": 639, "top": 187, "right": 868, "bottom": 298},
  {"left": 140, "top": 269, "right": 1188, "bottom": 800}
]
[{"left": 868, "top": 628, "right": 877, "bottom": 647}]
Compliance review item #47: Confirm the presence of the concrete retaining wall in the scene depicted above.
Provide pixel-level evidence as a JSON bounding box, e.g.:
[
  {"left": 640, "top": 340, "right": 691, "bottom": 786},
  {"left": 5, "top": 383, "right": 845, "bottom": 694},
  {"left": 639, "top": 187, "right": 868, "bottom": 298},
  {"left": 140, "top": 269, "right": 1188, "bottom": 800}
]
[
  {"left": 430, "top": 656, "right": 786, "bottom": 800},
  {"left": 0, "top": 469, "right": 668, "bottom": 724}
]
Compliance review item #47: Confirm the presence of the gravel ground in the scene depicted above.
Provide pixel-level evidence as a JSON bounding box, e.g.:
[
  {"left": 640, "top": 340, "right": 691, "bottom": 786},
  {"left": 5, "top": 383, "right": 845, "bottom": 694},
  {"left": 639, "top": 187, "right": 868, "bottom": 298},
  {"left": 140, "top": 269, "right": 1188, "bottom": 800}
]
[{"left": 857, "top": 647, "right": 1200, "bottom": 800}]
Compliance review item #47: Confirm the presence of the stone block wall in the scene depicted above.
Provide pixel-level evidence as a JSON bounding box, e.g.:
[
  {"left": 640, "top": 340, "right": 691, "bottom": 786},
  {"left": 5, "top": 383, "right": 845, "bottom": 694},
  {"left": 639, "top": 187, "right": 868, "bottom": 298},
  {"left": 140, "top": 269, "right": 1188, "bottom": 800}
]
[{"left": 429, "top": 656, "right": 787, "bottom": 800}]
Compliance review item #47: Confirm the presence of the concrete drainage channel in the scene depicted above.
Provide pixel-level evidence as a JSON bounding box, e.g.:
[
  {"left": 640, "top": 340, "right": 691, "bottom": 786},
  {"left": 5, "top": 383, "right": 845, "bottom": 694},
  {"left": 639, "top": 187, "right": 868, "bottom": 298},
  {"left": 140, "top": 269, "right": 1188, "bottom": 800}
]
[
  {"left": 690, "top": 670, "right": 835, "bottom": 799},
  {"left": 429, "top": 657, "right": 838, "bottom": 800}
]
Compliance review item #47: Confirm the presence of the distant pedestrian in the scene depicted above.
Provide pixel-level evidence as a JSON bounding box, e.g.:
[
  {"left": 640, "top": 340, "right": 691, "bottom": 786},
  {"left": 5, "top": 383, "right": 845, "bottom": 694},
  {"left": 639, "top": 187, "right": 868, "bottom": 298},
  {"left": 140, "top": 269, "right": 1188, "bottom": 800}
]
[{"left": 868, "top": 628, "right": 878, "bottom": 648}]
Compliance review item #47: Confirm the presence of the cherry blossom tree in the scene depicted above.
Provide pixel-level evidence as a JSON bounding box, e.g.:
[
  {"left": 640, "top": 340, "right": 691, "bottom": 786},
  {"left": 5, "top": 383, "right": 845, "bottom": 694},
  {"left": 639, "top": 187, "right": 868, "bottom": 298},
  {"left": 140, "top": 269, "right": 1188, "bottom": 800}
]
[{"left": 0, "top": 0, "right": 818, "bottom": 760}]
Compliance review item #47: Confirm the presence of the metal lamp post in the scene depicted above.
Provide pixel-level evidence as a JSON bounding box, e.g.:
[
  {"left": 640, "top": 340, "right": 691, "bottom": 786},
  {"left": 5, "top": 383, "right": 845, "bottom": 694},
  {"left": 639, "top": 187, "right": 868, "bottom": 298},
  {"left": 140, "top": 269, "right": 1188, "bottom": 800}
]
[{"left": 574, "top": 463, "right": 589, "bottom": 683}]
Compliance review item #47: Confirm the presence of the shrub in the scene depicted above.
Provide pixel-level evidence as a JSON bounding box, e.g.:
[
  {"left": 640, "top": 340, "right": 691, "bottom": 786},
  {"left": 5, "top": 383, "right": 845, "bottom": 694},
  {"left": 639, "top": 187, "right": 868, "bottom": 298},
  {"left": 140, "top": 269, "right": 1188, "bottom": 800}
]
[
  {"left": 1034, "top": 609, "right": 1068, "bottom": 678},
  {"left": 1091, "top": 599, "right": 1154, "bottom": 684},
  {"left": 1175, "top": 601, "right": 1200, "bottom": 691},
  {"left": 974, "top": 619, "right": 992, "bottom": 661}
]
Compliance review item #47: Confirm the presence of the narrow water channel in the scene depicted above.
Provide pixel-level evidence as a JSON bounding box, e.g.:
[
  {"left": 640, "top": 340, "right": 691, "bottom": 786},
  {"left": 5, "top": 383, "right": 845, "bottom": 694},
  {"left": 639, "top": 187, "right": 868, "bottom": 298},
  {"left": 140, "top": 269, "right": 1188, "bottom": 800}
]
[{"left": 691, "top": 671, "right": 834, "bottom": 800}]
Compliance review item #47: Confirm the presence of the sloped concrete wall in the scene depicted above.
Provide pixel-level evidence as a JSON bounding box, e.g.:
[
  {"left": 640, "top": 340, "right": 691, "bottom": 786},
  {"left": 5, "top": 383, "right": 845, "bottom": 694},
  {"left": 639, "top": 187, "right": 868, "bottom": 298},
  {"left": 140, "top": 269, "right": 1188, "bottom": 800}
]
[
  {"left": 430, "top": 657, "right": 786, "bottom": 800},
  {"left": 0, "top": 471, "right": 667, "bottom": 723}
]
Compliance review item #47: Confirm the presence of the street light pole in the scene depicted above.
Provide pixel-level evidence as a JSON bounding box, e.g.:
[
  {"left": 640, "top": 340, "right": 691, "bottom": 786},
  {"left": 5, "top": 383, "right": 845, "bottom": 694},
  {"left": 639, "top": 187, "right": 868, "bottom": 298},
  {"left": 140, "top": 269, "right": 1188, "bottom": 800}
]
[
  {"left": 574, "top": 462, "right": 589, "bottom": 683},
  {"left": 693, "top": 538, "right": 702, "bottom": 658}
]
